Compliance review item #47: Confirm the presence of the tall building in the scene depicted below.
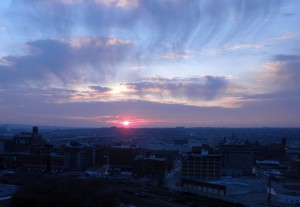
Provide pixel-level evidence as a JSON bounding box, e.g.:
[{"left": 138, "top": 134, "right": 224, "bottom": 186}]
[
  {"left": 182, "top": 153, "right": 222, "bottom": 179},
  {"left": 64, "top": 146, "right": 87, "bottom": 171},
  {"left": 219, "top": 144, "right": 253, "bottom": 176}
]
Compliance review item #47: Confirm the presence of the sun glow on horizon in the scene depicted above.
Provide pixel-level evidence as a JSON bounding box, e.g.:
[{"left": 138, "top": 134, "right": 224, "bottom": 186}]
[{"left": 122, "top": 120, "right": 131, "bottom": 126}]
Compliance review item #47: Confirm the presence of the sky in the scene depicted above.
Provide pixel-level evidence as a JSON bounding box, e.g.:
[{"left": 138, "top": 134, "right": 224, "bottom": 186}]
[{"left": 0, "top": 0, "right": 300, "bottom": 128}]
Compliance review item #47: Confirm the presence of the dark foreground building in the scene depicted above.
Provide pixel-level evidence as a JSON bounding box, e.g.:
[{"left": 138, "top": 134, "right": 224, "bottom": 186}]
[{"left": 133, "top": 156, "right": 167, "bottom": 178}]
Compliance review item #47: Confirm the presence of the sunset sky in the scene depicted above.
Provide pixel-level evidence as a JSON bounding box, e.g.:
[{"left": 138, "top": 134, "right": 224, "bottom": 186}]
[{"left": 0, "top": 0, "right": 299, "bottom": 127}]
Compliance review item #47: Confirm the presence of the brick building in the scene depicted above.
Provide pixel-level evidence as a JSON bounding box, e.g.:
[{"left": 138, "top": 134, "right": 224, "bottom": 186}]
[
  {"left": 15, "top": 154, "right": 64, "bottom": 173},
  {"left": 182, "top": 154, "right": 221, "bottom": 179}
]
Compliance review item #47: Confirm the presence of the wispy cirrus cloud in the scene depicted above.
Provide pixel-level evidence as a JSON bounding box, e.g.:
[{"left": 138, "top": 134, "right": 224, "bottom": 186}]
[
  {"left": 270, "top": 31, "right": 300, "bottom": 41},
  {"left": 158, "top": 53, "right": 192, "bottom": 60},
  {"left": 8, "top": 0, "right": 281, "bottom": 51},
  {"left": 195, "top": 42, "right": 268, "bottom": 57},
  {"left": 53, "top": 0, "right": 139, "bottom": 8}
]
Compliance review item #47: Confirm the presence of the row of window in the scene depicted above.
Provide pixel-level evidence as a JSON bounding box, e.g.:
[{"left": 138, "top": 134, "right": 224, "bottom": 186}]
[{"left": 183, "top": 183, "right": 225, "bottom": 195}]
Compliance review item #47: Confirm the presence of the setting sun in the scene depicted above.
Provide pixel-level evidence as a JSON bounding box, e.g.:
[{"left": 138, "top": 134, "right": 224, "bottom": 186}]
[{"left": 122, "top": 121, "right": 130, "bottom": 126}]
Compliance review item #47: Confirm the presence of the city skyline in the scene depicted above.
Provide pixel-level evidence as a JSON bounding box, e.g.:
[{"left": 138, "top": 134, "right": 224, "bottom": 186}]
[{"left": 0, "top": 0, "right": 300, "bottom": 127}]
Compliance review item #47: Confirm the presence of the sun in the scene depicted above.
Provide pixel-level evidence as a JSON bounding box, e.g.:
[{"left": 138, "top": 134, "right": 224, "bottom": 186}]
[{"left": 122, "top": 121, "right": 130, "bottom": 126}]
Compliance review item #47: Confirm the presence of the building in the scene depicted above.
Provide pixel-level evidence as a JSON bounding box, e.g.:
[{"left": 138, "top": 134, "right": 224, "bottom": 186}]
[
  {"left": 64, "top": 146, "right": 87, "bottom": 171},
  {"left": 15, "top": 154, "right": 64, "bottom": 173},
  {"left": 9, "top": 126, "right": 45, "bottom": 153},
  {"left": 0, "top": 154, "right": 18, "bottom": 169},
  {"left": 192, "top": 144, "right": 214, "bottom": 154},
  {"left": 81, "top": 146, "right": 108, "bottom": 169},
  {"left": 181, "top": 178, "right": 226, "bottom": 196},
  {"left": 94, "top": 147, "right": 107, "bottom": 167},
  {"left": 253, "top": 138, "right": 287, "bottom": 161},
  {"left": 0, "top": 138, "right": 13, "bottom": 153},
  {"left": 109, "top": 146, "right": 136, "bottom": 170},
  {"left": 85, "top": 147, "right": 96, "bottom": 169},
  {"left": 141, "top": 148, "right": 178, "bottom": 171},
  {"left": 219, "top": 144, "right": 253, "bottom": 176},
  {"left": 0, "top": 127, "right": 45, "bottom": 153},
  {"left": 278, "top": 192, "right": 300, "bottom": 205},
  {"left": 255, "top": 160, "right": 280, "bottom": 169},
  {"left": 133, "top": 156, "right": 167, "bottom": 178},
  {"left": 182, "top": 153, "right": 222, "bottom": 179}
]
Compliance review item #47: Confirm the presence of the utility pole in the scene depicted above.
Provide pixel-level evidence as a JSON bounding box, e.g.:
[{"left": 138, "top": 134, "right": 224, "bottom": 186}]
[{"left": 266, "top": 168, "right": 272, "bottom": 207}]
